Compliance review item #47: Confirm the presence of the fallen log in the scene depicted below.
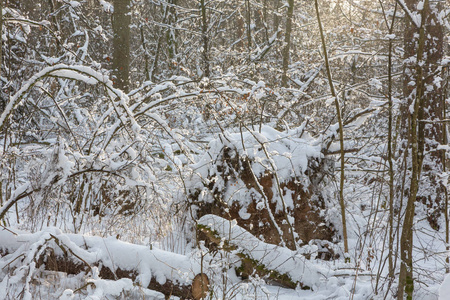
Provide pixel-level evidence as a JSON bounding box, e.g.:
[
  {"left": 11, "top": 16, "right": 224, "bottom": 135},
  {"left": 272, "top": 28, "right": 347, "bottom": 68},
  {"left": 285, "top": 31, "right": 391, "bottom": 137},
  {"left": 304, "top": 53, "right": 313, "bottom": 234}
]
[
  {"left": 0, "top": 228, "right": 209, "bottom": 299},
  {"left": 198, "top": 214, "right": 327, "bottom": 290}
]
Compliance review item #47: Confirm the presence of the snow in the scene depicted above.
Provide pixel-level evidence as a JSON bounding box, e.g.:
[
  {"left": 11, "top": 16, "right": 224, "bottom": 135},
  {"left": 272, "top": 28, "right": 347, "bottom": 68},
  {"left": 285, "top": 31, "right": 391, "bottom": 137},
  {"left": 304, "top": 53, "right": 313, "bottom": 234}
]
[
  {"left": 3, "top": 226, "right": 374, "bottom": 299},
  {"left": 395, "top": 0, "right": 421, "bottom": 27},
  {"left": 98, "top": 0, "right": 113, "bottom": 13},
  {"left": 190, "top": 125, "right": 322, "bottom": 193},
  {"left": 69, "top": 1, "right": 82, "bottom": 8},
  {"left": 0, "top": 227, "right": 198, "bottom": 299},
  {"left": 0, "top": 183, "right": 31, "bottom": 219},
  {"left": 1, "top": 64, "right": 112, "bottom": 130},
  {"left": 439, "top": 274, "right": 450, "bottom": 300},
  {"left": 368, "top": 78, "right": 382, "bottom": 90},
  {"left": 385, "top": 33, "right": 396, "bottom": 40},
  {"left": 198, "top": 214, "right": 325, "bottom": 288},
  {"left": 417, "top": 1, "right": 424, "bottom": 11}
]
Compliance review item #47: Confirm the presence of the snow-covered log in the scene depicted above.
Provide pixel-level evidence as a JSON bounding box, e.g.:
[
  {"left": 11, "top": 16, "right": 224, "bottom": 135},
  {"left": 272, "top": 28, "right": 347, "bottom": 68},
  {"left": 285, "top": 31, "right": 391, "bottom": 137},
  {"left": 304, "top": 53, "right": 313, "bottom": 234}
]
[
  {"left": 198, "top": 214, "right": 326, "bottom": 290},
  {"left": 0, "top": 228, "right": 206, "bottom": 299}
]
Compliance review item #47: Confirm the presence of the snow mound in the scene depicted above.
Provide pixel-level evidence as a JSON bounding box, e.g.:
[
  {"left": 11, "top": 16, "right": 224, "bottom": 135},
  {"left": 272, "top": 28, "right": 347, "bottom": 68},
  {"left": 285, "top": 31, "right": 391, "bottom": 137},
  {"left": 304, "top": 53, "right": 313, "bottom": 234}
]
[{"left": 188, "top": 124, "right": 329, "bottom": 211}]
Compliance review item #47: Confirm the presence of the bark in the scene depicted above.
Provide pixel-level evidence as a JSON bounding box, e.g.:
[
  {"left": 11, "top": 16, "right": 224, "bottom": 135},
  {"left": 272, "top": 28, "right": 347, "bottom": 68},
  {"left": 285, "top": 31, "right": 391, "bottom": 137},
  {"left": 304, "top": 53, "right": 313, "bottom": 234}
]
[
  {"left": 236, "top": 16, "right": 245, "bottom": 49},
  {"left": 245, "top": 0, "right": 252, "bottom": 52},
  {"left": 445, "top": 99, "right": 449, "bottom": 273},
  {"left": 281, "top": 0, "right": 294, "bottom": 87},
  {"left": 387, "top": 10, "right": 396, "bottom": 281},
  {"left": 200, "top": 0, "right": 209, "bottom": 78},
  {"left": 272, "top": 0, "right": 281, "bottom": 35},
  {"left": 112, "top": 0, "right": 131, "bottom": 92},
  {"left": 191, "top": 144, "right": 335, "bottom": 252},
  {"left": 1, "top": 0, "right": 2, "bottom": 81},
  {"left": 43, "top": 256, "right": 195, "bottom": 299},
  {"left": 445, "top": 66, "right": 450, "bottom": 273},
  {"left": 262, "top": 0, "right": 269, "bottom": 41},
  {"left": 400, "top": 0, "right": 445, "bottom": 218},
  {"left": 397, "top": 0, "right": 444, "bottom": 298},
  {"left": 0, "top": 0, "right": 2, "bottom": 115},
  {"left": 417, "top": 3, "right": 445, "bottom": 228},
  {"left": 140, "top": 24, "right": 150, "bottom": 81},
  {"left": 166, "top": 0, "right": 178, "bottom": 60},
  {"left": 398, "top": 1, "right": 427, "bottom": 296}
]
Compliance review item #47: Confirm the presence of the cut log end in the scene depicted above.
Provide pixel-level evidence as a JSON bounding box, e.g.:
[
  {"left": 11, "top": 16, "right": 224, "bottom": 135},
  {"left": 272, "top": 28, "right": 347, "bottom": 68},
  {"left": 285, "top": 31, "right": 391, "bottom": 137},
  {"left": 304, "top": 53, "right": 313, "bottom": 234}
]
[{"left": 191, "top": 273, "right": 209, "bottom": 300}]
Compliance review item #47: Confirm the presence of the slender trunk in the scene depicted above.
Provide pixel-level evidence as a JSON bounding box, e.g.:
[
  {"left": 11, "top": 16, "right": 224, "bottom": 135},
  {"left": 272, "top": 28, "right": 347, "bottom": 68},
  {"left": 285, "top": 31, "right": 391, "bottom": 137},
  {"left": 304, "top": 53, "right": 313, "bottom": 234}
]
[
  {"left": 387, "top": 24, "right": 396, "bottom": 281},
  {"left": 140, "top": 25, "right": 150, "bottom": 82},
  {"left": 398, "top": 1, "right": 428, "bottom": 298},
  {"left": 443, "top": 51, "right": 449, "bottom": 273},
  {"left": 273, "top": 0, "right": 281, "bottom": 35},
  {"left": 166, "top": 0, "right": 178, "bottom": 61},
  {"left": 48, "top": 0, "right": 61, "bottom": 32},
  {"left": 1, "top": 0, "right": 4, "bottom": 115},
  {"left": 380, "top": 0, "right": 398, "bottom": 280},
  {"left": 262, "top": 0, "right": 269, "bottom": 41},
  {"left": 398, "top": 94, "right": 421, "bottom": 299},
  {"left": 150, "top": 2, "right": 171, "bottom": 82},
  {"left": 281, "top": 0, "right": 294, "bottom": 87},
  {"left": 445, "top": 88, "right": 449, "bottom": 273},
  {"left": 397, "top": 0, "right": 444, "bottom": 296},
  {"left": 314, "top": 0, "right": 349, "bottom": 258},
  {"left": 0, "top": 0, "right": 2, "bottom": 83},
  {"left": 48, "top": 0, "right": 62, "bottom": 55},
  {"left": 245, "top": 0, "right": 251, "bottom": 52},
  {"left": 200, "top": 0, "right": 209, "bottom": 78},
  {"left": 112, "top": 0, "right": 131, "bottom": 92}
]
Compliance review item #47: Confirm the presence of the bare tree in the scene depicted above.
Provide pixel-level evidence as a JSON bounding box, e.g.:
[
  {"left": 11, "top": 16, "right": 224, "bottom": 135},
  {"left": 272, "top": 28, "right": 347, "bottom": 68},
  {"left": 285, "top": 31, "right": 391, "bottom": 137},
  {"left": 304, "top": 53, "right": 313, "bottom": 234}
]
[
  {"left": 314, "top": 0, "right": 349, "bottom": 259},
  {"left": 378, "top": 0, "right": 398, "bottom": 281}
]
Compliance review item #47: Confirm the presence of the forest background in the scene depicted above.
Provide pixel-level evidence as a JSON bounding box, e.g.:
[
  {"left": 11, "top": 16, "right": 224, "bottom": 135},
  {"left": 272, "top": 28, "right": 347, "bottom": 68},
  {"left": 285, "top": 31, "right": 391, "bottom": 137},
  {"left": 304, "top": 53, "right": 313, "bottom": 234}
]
[{"left": 0, "top": 0, "right": 449, "bottom": 299}]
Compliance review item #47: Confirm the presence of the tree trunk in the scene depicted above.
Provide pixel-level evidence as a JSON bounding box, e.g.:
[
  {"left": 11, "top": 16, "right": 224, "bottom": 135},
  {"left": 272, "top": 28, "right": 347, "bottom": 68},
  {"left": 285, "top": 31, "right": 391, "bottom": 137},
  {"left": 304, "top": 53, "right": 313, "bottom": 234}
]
[
  {"left": 200, "top": 0, "right": 209, "bottom": 78},
  {"left": 0, "top": 0, "right": 2, "bottom": 82},
  {"left": 150, "top": 1, "right": 170, "bottom": 82},
  {"left": 272, "top": 0, "right": 281, "bottom": 35},
  {"left": 0, "top": 0, "right": 3, "bottom": 115},
  {"left": 314, "top": 0, "right": 349, "bottom": 259},
  {"left": 416, "top": 1, "right": 445, "bottom": 228},
  {"left": 379, "top": 0, "right": 398, "bottom": 281},
  {"left": 112, "top": 0, "right": 131, "bottom": 92},
  {"left": 140, "top": 24, "right": 150, "bottom": 82},
  {"left": 397, "top": 0, "right": 444, "bottom": 298},
  {"left": 281, "top": 0, "right": 294, "bottom": 87},
  {"left": 445, "top": 86, "right": 449, "bottom": 273},
  {"left": 246, "top": 0, "right": 252, "bottom": 52},
  {"left": 166, "top": 0, "right": 178, "bottom": 61}
]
